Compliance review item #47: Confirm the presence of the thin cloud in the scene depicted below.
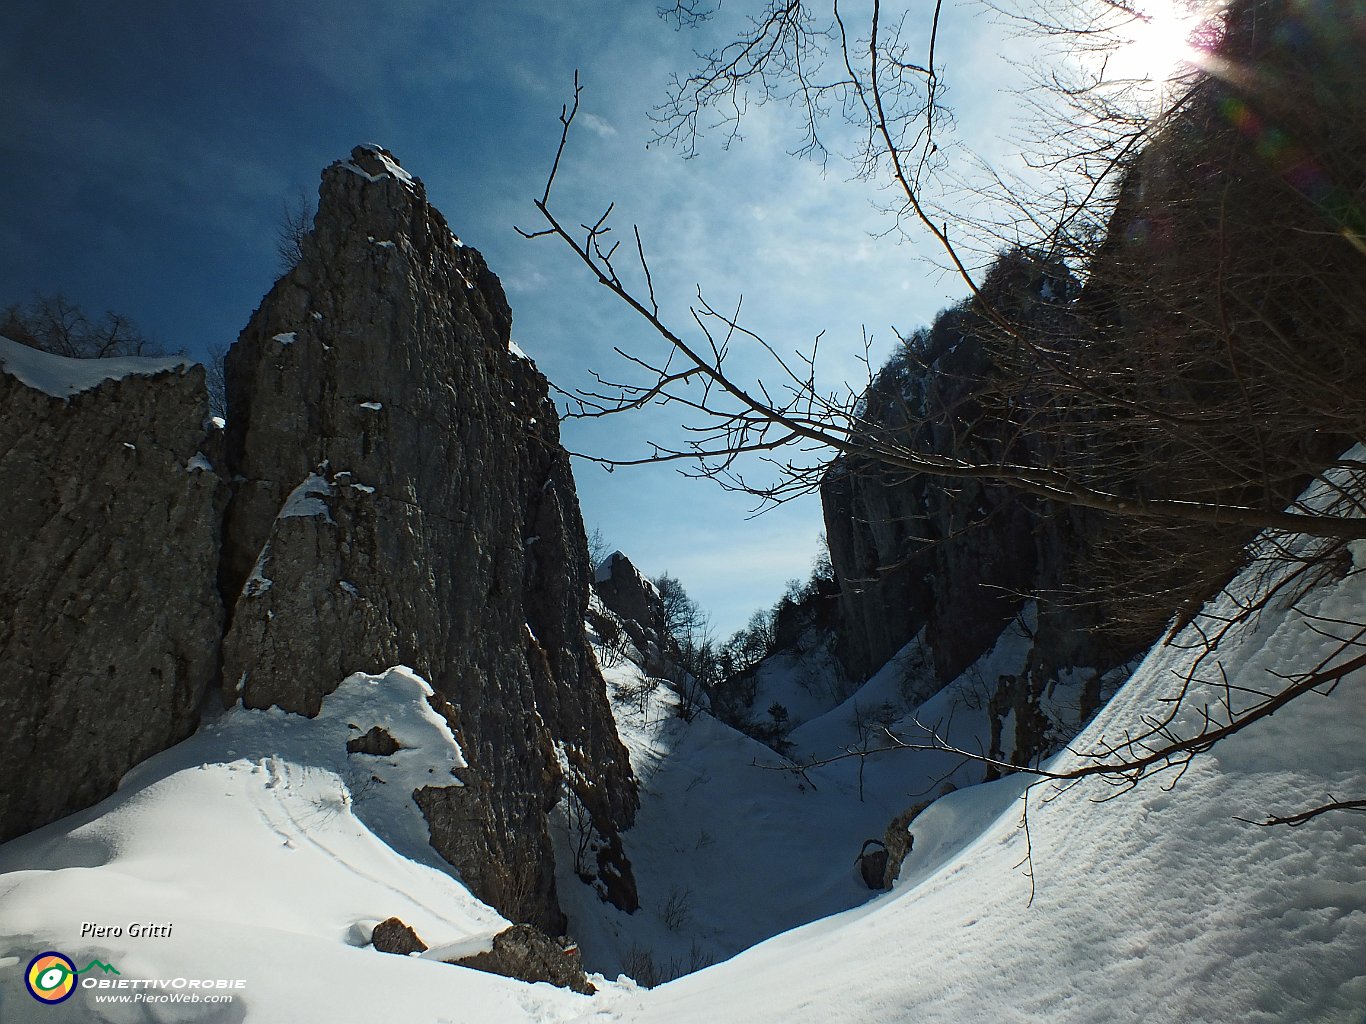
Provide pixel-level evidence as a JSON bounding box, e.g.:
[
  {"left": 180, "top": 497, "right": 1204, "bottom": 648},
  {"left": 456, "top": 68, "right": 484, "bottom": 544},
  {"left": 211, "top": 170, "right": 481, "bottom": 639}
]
[{"left": 580, "top": 112, "right": 619, "bottom": 138}]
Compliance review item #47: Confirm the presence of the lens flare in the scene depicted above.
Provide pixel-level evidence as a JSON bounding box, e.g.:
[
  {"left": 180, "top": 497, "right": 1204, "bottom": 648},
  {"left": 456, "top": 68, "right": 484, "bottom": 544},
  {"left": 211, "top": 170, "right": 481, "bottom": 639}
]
[{"left": 1106, "top": 0, "right": 1216, "bottom": 82}]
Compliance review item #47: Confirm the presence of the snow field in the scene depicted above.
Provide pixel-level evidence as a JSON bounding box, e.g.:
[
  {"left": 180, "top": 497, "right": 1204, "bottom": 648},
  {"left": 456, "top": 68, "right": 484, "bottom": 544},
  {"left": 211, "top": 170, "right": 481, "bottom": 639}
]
[
  {"left": 2, "top": 470, "right": 1362, "bottom": 1021},
  {"left": 0, "top": 669, "right": 589, "bottom": 1022}
]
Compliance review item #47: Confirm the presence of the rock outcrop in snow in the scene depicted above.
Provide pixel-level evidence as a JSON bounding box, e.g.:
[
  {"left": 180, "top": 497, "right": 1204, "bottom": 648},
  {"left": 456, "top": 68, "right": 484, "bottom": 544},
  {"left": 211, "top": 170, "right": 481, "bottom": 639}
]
[
  {"left": 372, "top": 917, "right": 429, "bottom": 956},
  {"left": 452, "top": 924, "right": 595, "bottom": 994},
  {"left": 589, "top": 550, "right": 673, "bottom": 676},
  {"left": 0, "top": 337, "right": 224, "bottom": 841},
  {"left": 218, "top": 145, "right": 637, "bottom": 932}
]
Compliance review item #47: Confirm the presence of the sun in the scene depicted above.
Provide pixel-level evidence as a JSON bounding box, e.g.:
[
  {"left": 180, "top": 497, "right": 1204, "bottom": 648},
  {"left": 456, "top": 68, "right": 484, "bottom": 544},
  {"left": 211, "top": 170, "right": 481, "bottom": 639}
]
[{"left": 1105, "top": 0, "right": 1215, "bottom": 84}]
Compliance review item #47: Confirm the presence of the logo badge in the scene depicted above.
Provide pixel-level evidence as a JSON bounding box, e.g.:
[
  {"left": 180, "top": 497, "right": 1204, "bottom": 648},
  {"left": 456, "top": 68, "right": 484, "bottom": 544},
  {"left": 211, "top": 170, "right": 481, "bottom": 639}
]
[{"left": 25, "top": 951, "right": 78, "bottom": 1004}]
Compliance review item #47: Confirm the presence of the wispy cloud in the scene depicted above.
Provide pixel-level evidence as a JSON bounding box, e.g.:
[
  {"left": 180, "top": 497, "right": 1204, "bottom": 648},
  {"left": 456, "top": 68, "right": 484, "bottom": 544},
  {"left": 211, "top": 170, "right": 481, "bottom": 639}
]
[
  {"left": 0, "top": 0, "right": 1026, "bottom": 632},
  {"left": 580, "top": 113, "right": 619, "bottom": 138}
]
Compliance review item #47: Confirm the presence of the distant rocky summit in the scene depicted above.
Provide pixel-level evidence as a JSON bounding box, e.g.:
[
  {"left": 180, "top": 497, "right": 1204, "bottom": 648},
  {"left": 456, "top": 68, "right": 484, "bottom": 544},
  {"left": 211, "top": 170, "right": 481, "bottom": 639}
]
[
  {"left": 0, "top": 145, "right": 638, "bottom": 934},
  {"left": 589, "top": 550, "right": 673, "bottom": 676}
]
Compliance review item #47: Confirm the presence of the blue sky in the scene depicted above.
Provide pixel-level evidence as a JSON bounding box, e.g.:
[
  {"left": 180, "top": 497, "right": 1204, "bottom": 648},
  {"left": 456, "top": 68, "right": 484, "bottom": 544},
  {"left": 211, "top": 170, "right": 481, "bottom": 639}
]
[{"left": 0, "top": 1, "right": 1040, "bottom": 636}]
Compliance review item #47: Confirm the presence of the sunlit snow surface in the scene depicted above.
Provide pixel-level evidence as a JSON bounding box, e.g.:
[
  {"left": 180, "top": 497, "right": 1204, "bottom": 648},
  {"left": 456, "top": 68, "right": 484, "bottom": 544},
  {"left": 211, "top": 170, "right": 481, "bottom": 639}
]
[
  {"left": 600, "top": 470, "right": 1366, "bottom": 1023},
  {"left": 2, "top": 476, "right": 1364, "bottom": 1020},
  {"left": 0, "top": 669, "right": 569, "bottom": 1022}
]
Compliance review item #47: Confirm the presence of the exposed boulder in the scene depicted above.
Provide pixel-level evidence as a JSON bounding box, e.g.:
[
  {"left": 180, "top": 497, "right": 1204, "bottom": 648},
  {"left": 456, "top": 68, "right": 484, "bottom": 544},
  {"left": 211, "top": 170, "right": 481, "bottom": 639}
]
[
  {"left": 371, "top": 917, "right": 428, "bottom": 956},
  {"left": 855, "top": 839, "right": 889, "bottom": 890},
  {"left": 0, "top": 337, "right": 224, "bottom": 841},
  {"left": 880, "top": 798, "right": 934, "bottom": 889},
  {"left": 347, "top": 725, "right": 402, "bottom": 756},
  {"left": 452, "top": 924, "right": 594, "bottom": 995},
  {"left": 218, "top": 145, "right": 637, "bottom": 932}
]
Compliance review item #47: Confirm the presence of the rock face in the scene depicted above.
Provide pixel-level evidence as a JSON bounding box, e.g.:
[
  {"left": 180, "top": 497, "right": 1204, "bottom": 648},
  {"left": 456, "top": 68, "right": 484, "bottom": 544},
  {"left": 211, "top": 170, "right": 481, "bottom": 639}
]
[
  {"left": 819, "top": 253, "right": 1125, "bottom": 767},
  {"left": 453, "top": 924, "right": 594, "bottom": 995},
  {"left": 822, "top": 254, "right": 1101, "bottom": 689},
  {"left": 218, "top": 145, "right": 637, "bottom": 932},
  {"left": 821, "top": 0, "right": 1366, "bottom": 764},
  {"left": 589, "top": 551, "right": 672, "bottom": 675},
  {"left": 0, "top": 339, "right": 223, "bottom": 841}
]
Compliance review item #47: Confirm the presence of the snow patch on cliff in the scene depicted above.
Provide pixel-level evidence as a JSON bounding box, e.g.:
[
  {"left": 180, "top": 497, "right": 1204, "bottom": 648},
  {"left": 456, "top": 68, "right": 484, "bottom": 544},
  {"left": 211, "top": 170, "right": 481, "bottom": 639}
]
[{"left": 0, "top": 335, "right": 193, "bottom": 400}]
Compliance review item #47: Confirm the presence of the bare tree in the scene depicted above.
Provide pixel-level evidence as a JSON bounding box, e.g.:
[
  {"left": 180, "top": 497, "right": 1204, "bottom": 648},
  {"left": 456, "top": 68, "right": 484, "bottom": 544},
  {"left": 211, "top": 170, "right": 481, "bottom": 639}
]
[
  {"left": 205, "top": 341, "right": 230, "bottom": 422},
  {"left": 525, "top": 54, "right": 1366, "bottom": 532},
  {"left": 276, "top": 187, "right": 315, "bottom": 274},
  {"left": 3, "top": 293, "right": 162, "bottom": 359},
  {"left": 595, "top": 612, "right": 633, "bottom": 669},
  {"left": 586, "top": 526, "right": 612, "bottom": 571},
  {"left": 654, "top": 572, "right": 710, "bottom": 643},
  {"left": 559, "top": 765, "right": 598, "bottom": 882},
  {"left": 651, "top": 573, "right": 718, "bottom": 719},
  {"left": 520, "top": 0, "right": 1366, "bottom": 824}
]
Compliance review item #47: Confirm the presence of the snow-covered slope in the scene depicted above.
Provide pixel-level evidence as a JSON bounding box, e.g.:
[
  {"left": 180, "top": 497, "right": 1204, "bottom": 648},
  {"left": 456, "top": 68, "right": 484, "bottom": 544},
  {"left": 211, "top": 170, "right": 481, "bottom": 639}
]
[
  {"left": 2, "top": 493, "right": 1363, "bottom": 1022},
  {"left": 554, "top": 600, "right": 1057, "bottom": 984},
  {"left": 0, "top": 669, "right": 587, "bottom": 1022},
  {"left": 593, "top": 528, "right": 1366, "bottom": 1023},
  {"left": 552, "top": 663, "right": 913, "bottom": 983}
]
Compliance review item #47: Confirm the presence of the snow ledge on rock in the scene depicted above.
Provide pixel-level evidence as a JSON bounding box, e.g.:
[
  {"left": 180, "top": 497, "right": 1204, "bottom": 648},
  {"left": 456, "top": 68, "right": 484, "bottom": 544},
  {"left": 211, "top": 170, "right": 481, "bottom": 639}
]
[{"left": 0, "top": 335, "right": 193, "bottom": 401}]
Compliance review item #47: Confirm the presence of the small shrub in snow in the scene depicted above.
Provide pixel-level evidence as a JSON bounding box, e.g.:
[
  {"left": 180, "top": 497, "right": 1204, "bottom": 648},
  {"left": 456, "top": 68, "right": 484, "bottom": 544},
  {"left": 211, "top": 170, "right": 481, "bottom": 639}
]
[
  {"left": 660, "top": 884, "right": 693, "bottom": 931},
  {"left": 611, "top": 671, "right": 660, "bottom": 717},
  {"left": 559, "top": 774, "right": 597, "bottom": 882},
  {"left": 595, "top": 614, "right": 630, "bottom": 669},
  {"left": 621, "top": 940, "right": 713, "bottom": 987},
  {"left": 622, "top": 945, "right": 662, "bottom": 987}
]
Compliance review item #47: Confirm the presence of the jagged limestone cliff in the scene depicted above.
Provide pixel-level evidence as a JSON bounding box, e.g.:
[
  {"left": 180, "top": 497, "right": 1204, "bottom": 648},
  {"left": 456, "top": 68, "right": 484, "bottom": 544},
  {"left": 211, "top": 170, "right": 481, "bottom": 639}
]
[
  {"left": 819, "top": 0, "right": 1366, "bottom": 766},
  {"left": 818, "top": 254, "right": 1129, "bottom": 770},
  {"left": 218, "top": 146, "right": 637, "bottom": 931},
  {"left": 0, "top": 339, "right": 223, "bottom": 841}
]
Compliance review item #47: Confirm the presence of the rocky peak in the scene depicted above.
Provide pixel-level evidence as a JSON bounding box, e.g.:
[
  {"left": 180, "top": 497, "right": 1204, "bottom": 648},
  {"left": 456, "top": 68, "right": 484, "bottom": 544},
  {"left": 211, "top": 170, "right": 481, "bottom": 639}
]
[
  {"left": 0, "top": 145, "right": 638, "bottom": 935},
  {"left": 592, "top": 551, "right": 664, "bottom": 633},
  {"left": 590, "top": 551, "right": 676, "bottom": 677},
  {"left": 344, "top": 143, "right": 417, "bottom": 182},
  {"left": 217, "top": 146, "right": 637, "bottom": 931}
]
